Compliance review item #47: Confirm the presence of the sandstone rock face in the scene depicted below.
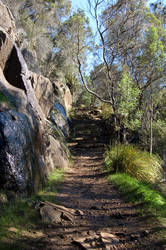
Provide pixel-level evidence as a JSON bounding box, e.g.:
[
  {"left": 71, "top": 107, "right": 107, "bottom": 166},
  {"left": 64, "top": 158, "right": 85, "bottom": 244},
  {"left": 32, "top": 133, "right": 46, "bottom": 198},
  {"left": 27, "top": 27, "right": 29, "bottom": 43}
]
[
  {"left": 50, "top": 102, "right": 70, "bottom": 137},
  {"left": 54, "top": 80, "right": 72, "bottom": 114},
  {"left": 22, "top": 49, "right": 41, "bottom": 74},
  {"left": 0, "top": 42, "right": 46, "bottom": 193},
  {"left": 46, "top": 136, "right": 69, "bottom": 171},
  {"left": 30, "top": 72, "right": 54, "bottom": 118},
  {"left": 0, "top": 0, "right": 72, "bottom": 194},
  {"left": 0, "top": 30, "right": 13, "bottom": 71},
  {"left": 0, "top": 1, "right": 16, "bottom": 41}
]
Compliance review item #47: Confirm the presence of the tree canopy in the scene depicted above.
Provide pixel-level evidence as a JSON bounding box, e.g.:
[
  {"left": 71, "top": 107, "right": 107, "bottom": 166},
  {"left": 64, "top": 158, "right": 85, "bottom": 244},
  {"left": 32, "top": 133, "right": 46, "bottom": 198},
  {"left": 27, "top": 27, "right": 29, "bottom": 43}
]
[{"left": 5, "top": 0, "right": 166, "bottom": 157}]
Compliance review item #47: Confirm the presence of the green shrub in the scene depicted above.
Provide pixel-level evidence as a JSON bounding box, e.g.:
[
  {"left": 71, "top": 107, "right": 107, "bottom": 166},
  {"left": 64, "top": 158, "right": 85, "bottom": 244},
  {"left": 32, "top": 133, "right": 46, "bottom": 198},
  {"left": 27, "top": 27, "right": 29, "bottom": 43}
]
[
  {"left": 105, "top": 144, "right": 163, "bottom": 183},
  {"left": 100, "top": 103, "right": 113, "bottom": 119}
]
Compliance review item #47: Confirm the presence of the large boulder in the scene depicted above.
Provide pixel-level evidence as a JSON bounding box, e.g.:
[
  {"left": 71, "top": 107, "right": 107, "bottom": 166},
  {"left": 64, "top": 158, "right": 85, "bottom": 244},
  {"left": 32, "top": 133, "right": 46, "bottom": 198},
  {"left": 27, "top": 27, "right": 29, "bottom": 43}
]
[
  {"left": 46, "top": 135, "right": 69, "bottom": 172},
  {"left": 0, "top": 110, "right": 46, "bottom": 192},
  {"left": 30, "top": 72, "right": 54, "bottom": 118}
]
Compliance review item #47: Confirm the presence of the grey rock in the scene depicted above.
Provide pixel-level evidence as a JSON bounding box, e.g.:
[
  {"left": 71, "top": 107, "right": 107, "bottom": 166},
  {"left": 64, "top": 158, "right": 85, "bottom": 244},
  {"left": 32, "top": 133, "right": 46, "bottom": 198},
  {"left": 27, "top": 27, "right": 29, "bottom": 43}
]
[
  {"left": 40, "top": 205, "right": 62, "bottom": 224},
  {"left": 22, "top": 49, "right": 41, "bottom": 74},
  {"left": 0, "top": 110, "right": 46, "bottom": 192}
]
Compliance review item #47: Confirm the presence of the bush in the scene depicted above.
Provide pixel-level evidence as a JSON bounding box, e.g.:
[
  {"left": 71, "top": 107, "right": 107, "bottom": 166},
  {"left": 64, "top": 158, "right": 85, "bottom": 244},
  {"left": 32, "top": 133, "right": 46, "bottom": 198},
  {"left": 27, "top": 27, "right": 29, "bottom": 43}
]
[
  {"left": 104, "top": 144, "right": 163, "bottom": 183},
  {"left": 100, "top": 103, "right": 113, "bottom": 119}
]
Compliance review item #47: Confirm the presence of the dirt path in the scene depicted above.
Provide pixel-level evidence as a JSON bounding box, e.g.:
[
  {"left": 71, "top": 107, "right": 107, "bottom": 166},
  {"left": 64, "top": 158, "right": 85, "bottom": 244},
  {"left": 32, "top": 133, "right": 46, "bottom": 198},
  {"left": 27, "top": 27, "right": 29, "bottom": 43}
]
[{"left": 40, "top": 109, "right": 165, "bottom": 250}]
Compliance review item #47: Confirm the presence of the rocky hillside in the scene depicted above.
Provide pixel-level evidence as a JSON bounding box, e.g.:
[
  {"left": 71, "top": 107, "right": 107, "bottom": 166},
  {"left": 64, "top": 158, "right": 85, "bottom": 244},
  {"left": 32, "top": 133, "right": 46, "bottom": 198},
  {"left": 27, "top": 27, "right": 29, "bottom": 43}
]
[{"left": 0, "top": 0, "right": 72, "bottom": 195}]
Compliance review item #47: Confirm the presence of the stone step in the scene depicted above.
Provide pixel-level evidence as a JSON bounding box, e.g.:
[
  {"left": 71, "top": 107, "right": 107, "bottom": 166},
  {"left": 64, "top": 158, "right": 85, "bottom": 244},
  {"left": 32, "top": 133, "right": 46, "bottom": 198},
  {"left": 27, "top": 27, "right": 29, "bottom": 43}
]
[
  {"left": 71, "top": 147, "right": 105, "bottom": 154},
  {"left": 72, "top": 119, "right": 103, "bottom": 126},
  {"left": 73, "top": 130, "right": 103, "bottom": 136},
  {"left": 68, "top": 142, "right": 106, "bottom": 148},
  {"left": 68, "top": 137, "right": 109, "bottom": 144}
]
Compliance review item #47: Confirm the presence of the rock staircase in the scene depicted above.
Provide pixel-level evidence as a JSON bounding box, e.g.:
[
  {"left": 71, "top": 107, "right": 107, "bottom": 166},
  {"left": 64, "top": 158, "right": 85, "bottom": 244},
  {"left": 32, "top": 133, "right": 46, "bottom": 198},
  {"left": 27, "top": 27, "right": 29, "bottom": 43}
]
[
  {"left": 68, "top": 108, "right": 109, "bottom": 154},
  {"left": 38, "top": 107, "right": 163, "bottom": 250}
]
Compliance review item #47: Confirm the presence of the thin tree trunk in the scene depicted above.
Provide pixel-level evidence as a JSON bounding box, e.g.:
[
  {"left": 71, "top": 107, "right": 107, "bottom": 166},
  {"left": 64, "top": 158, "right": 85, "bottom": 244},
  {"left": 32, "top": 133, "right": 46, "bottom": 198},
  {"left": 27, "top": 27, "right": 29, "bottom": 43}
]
[{"left": 150, "top": 84, "right": 153, "bottom": 155}]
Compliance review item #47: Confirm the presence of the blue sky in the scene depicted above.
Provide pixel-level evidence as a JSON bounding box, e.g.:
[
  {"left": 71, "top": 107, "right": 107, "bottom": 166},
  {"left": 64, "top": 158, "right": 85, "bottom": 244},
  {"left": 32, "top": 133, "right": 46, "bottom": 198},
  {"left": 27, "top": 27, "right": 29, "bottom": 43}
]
[{"left": 71, "top": 0, "right": 88, "bottom": 12}]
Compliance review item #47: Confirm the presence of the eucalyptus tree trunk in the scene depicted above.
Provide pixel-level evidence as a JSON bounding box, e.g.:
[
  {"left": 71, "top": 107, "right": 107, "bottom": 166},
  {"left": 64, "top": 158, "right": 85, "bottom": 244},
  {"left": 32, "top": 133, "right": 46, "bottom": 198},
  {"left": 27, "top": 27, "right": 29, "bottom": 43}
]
[{"left": 150, "top": 84, "right": 153, "bottom": 155}]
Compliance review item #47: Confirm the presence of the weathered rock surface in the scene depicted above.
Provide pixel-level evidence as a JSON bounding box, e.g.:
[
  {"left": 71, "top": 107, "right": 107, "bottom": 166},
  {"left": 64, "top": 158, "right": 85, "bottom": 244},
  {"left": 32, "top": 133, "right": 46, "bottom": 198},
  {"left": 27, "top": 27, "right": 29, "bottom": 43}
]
[
  {"left": 0, "top": 1, "right": 16, "bottom": 41},
  {"left": 30, "top": 72, "right": 54, "bottom": 118},
  {"left": 46, "top": 135, "right": 69, "bottom": 171},
  {"left": 0, "top": 0, "right": 71, "bottom": 194},
  {"left": 37, "top": 201, "right": 75, "bottom": 224},
  {"left": 0, "top": 29, "right": 13, "bottom": 71},
  {"left": 54, "top": 80, "right": 72, "bottom": 114},
  {"left": 0, "top": 110, "right": 48, "bottom": 192},
  {"left": 22, "top": 49, "right": 41, "bottom": 74},
  {"left": 50, "top": 102, "right": 70, "bottom": 137},
  {"left": 40, "top": 205, "right": 62, "bottom": 224},
  {"left": 0, "top": 30, "right": 46, "bottom": 192}
]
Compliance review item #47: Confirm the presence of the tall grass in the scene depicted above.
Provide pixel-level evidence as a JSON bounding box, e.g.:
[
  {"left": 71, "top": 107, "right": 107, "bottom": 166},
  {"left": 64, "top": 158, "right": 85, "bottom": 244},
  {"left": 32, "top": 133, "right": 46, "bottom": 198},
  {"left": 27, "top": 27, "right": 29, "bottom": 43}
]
[{"left": 105, "top": 144, "right": 163, "bottom": 183}]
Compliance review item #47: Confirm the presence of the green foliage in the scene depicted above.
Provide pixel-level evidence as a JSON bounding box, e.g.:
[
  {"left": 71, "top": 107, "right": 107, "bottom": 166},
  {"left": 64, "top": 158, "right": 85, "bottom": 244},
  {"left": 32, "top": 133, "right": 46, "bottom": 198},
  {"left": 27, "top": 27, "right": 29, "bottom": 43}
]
[
  {"left": 38, "top": 168, "right": 64, "bottom": 203},
  {"left": 77, "top": 89, "right": 93, "bottom": 107},
  {"left": 117, "top": 70, "right": 141, "bottom": 130},
  {"left": 0, "top": 198, "right": 39, "bottom": 239},
  {"left": 146, "top": 11, "right": 161, "bottom": 26},
  {"left": 65, "top": 73, "right": 79, "bottom": 94},
  {"left": 45, "top": 168, "right": 64, "bottom": 192},
  {"left": 109, "top": 173, "right": 166, "bottom": 219},
  {"left": 104, "top": 144, "right": 163, "bottom": 183},
  {"left": 138, "top": 24, "right": 165, "bottom": 72},
  {"left": 53, "top": 8, "right": 93, "bottom": 82},
  {"left": 152, "top": 119, "right": 166, "bottom": 155},
  {"left": 100, "top": 103, "right": 113, "bottom": 119},
  {"left": 0, "top": 168, "right": 65, "bottom": 247}
]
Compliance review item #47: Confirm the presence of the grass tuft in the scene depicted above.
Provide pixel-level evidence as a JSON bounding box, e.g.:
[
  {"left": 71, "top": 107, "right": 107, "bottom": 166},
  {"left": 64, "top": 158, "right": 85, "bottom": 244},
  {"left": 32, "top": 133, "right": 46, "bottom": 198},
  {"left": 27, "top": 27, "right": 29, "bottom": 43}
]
[
  {"left": 105, "top": 144, "right": 163, "bottom": 183},
  {"left": 38, "top": 168, "right": 64, "bottom": 203}
]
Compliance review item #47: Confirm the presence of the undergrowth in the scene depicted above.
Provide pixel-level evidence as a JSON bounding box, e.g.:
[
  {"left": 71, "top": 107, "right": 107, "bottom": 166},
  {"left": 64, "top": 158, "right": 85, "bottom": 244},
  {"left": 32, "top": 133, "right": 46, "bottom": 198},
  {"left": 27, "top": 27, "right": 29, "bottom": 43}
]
[
  {"left": 100, "top": 103, "right": 113, "bottom": 119},
  {"left": 38, "top": 168, "right": 64, "bottom": 203},
  {"left": 0, "top": 168, "right": 65, "bottom": 249},
  {"left": 109, "top": 173, "right": 166, "bottom": 221},
  {"left": 105, "top": 144, "right": 163, "bottom": 183}
]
